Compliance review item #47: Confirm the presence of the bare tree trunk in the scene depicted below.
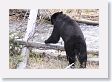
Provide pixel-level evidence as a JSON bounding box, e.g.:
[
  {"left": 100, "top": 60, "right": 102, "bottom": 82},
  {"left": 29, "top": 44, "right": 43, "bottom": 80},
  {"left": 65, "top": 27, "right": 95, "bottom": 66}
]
[{"left": 17, "top": 9, "right": 38, "bottom": 69}]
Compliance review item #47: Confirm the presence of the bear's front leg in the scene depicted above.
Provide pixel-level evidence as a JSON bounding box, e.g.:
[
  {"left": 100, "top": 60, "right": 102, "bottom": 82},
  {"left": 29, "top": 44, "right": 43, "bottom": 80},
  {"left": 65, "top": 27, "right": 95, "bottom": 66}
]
[{"left": 45, "top": 27, "right": 60, "bottom": 44}]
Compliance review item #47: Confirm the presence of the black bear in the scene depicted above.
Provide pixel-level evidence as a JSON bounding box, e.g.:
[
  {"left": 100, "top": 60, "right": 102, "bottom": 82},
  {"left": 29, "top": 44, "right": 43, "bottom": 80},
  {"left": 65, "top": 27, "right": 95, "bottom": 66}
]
[{"left": 45, "top": 12, "right": 87, "bottom": 68}]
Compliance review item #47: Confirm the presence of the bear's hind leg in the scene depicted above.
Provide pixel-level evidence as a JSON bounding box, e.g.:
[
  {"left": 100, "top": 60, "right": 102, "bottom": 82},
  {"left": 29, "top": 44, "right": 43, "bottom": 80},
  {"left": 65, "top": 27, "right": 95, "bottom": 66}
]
[
  {"left": 78, "top": 44, "right": 87, "bottom": 68},
  {"left": 64, "top": 43, "right": 76, "bottom": 68}
]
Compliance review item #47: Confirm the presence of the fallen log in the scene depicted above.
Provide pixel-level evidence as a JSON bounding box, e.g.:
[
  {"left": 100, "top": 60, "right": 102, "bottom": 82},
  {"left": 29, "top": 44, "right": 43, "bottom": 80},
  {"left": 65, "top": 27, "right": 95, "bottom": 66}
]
[
  {"left": 76, "top": 18, "right": 99, "bottom": 26},
  {"left": 14, "top": 39, "right": 98, "bottom": 55}
]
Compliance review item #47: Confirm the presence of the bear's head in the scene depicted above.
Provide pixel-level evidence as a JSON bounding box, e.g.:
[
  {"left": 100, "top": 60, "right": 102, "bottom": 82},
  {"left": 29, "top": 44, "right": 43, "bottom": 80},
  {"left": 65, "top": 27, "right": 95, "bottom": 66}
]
[{"left": 51, "top": 12, "right": 63, "bottom": 25}]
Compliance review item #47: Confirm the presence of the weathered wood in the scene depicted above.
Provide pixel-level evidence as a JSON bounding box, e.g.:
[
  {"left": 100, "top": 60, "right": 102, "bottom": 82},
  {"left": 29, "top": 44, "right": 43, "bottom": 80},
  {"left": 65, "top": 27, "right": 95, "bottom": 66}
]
[
  {"left": 31, "top": 49, "right": 99, "bottom": 62},
  {"left": 76, "top": 19, "right": 99, "bottom": 26},
  {"left": 17, "top": 47, "right": 30, "bottom": 69},
  {"left": 14, "top": 39, "right": 98, "bottom": 55},
  {"left": 15, "top": 39, "right": 64, "bottom": 50},
  {"left": 87, "top": 58, "right": 99, "bottom": 61},
  {"left": 17, "top": 9, "right": 38, "bottom": 69}
]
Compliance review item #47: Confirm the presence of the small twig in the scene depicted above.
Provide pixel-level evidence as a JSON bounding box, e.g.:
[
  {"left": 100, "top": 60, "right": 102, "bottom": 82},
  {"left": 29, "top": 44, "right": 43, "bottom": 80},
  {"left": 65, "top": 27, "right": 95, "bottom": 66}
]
[{"left": 65, "top": 63, "right": 74, "bottom": 69}]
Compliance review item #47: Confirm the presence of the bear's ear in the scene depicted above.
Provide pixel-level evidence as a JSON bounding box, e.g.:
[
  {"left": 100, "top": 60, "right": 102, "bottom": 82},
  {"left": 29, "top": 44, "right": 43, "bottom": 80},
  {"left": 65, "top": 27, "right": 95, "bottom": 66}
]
[{"left": 60, "top": 11, "right": 63, "bottom": 14}]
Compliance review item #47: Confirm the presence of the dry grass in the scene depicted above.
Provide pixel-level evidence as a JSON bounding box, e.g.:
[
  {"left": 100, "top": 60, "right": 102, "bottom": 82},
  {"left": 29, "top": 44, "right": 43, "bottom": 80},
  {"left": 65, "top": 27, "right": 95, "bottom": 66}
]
[
  {"left": 26, "top": 53, "right": 68, "bottom": 69},
  {"left": 9, "top": 52, "right": 99, "bottom": 69},
  {"left": 26, "top": 54, "right": 99, "bottom": 69},
  {"left": 9, "top": 55, "right": 23, "bottom": 69}
]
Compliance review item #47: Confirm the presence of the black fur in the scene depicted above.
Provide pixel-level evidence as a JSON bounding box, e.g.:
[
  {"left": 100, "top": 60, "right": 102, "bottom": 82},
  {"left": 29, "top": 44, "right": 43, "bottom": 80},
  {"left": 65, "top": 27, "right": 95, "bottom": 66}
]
[{"left": 45, "top": 12, "right": 87, "bottom": 68}]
